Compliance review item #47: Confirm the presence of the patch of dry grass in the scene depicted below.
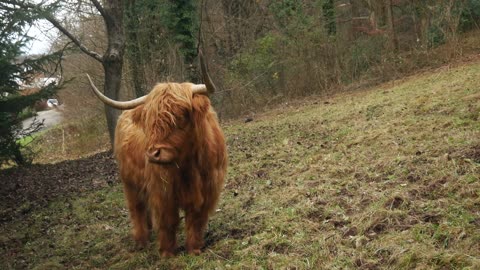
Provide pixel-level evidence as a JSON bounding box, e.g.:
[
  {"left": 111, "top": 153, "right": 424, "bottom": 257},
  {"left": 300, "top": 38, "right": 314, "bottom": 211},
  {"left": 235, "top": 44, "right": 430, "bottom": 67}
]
[
  {"left": 31, "top": 114, "right": 110, "bottom": 164},
  {"left": 1, "top": 61, "right": 479, "bottom": 269}
]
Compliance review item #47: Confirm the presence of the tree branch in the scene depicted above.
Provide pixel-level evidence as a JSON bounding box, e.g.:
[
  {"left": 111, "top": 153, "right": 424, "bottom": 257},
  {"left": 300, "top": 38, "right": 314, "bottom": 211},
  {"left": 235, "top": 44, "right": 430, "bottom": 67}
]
[
  {"left": 1, "top": 0, "right": 103, "bottom": 63},
  {"left": 43, "top": 13, "right": 103, "bottom": 62},
  {"left": 90, "top": 0, "right": 107, "bottom": 20}
]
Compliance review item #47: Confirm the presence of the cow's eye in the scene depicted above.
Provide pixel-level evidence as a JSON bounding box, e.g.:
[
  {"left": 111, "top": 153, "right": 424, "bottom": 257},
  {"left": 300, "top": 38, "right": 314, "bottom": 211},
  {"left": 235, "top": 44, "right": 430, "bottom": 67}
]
[{"left": 176, "top": 116, "right": 188, "bottom": 129}]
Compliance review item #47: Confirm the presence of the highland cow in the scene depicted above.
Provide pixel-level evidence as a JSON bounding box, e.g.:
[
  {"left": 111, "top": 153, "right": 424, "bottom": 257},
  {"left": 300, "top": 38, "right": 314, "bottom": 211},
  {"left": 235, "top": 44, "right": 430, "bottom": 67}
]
[{"left": 87, "top": 54, "right": 227, "bottom": 257}]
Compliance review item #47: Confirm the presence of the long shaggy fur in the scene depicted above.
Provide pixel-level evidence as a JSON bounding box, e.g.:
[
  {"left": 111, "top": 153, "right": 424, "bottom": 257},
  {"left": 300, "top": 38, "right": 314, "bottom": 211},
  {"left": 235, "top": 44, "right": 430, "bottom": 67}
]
[{"left": 114, "top": 83, "right": 227, "bottom": 256}]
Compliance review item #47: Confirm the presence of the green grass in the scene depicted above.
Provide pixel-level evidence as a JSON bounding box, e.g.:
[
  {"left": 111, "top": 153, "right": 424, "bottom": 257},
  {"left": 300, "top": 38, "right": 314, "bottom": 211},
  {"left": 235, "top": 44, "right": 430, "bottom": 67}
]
[
  {"left": 2, "top": 61, "right": 480, "bottom": 269},
  {"left": 16, "top": 129, "right": 49, "bottom": 147},
  {"left": 16, "top": 133, "right": 38, "bottom": 147}
]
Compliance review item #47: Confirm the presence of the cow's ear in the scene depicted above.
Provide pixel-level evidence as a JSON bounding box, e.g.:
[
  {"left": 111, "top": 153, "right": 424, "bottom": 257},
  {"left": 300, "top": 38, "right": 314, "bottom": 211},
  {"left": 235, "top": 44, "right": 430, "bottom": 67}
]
[{"left": 191, "top": 94, "right": 210, "bottom": 121}]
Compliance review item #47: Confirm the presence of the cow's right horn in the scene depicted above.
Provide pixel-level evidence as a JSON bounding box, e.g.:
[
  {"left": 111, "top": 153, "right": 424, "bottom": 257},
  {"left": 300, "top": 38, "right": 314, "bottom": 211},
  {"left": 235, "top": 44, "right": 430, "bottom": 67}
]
[{"left": 86, "top": 74, "right": 146, "bottom": 110}]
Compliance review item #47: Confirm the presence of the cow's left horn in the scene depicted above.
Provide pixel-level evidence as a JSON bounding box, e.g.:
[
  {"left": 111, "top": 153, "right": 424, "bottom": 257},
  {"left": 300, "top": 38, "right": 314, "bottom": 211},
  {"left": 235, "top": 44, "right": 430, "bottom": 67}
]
[
  {"left": 198, "top": 50, "right": 217, "bottom": 95},
  {"left": 86, "top": 74, "right": 146, "bottom": 110},
  {"left": 191, "top": 84, "right": 208, "bottom": 94}
]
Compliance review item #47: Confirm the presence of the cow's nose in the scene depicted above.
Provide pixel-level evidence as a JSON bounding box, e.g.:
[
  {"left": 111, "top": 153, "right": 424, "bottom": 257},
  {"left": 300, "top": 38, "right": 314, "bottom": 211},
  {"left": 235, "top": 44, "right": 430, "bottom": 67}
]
[{"left": 146, "top": 146, "right": 176, "bottom": 164}]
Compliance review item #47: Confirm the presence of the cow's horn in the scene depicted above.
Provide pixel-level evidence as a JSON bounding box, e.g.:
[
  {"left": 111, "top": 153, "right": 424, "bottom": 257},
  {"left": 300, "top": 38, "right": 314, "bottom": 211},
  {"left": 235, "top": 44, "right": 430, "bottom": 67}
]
[
  {"left": 191, "top": 84, "right": 207, "bottom": 94},
  {"left": 199, "top": 50, "right": 217, "bottom": 94},
  {"left": 86, "top": 74, "right": 146, "bottom": 110}
]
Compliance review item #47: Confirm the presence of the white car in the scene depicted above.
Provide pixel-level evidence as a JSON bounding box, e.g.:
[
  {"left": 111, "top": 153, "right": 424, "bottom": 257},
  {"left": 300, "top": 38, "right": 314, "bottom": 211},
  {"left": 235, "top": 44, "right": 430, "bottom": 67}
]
[{"left": 47, "top": 99, "right": 59, "bottom": 107}]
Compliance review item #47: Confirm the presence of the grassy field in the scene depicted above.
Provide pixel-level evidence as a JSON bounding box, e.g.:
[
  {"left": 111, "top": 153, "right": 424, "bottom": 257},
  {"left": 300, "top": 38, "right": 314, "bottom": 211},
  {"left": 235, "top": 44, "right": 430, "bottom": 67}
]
[{"left": 1, "top": 61, "right": 479, "bottom": 269}]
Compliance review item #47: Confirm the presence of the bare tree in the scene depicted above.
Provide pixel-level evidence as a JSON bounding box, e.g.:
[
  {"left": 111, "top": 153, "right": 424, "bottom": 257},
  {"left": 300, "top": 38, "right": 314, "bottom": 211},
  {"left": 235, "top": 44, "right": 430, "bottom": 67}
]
[{"left": 1, "top": 0, "right": 126, "bottom": 144}]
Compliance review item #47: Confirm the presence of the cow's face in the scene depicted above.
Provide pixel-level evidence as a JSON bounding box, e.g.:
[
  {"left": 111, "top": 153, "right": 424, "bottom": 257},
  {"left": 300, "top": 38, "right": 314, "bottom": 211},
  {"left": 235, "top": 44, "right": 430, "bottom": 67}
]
[
  {"left": 141, "top": 84, "right": 196, "bottom": 165},
  {"left": 145, "top": 109, "right": 193, "bottom": 165}
]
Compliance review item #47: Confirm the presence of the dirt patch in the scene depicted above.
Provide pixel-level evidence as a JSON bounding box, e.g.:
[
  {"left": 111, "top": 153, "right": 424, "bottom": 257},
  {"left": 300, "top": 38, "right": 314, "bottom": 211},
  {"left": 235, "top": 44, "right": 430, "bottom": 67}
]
[
  {"left": 225, "top": 173, "right": 252, "bottom": 190},
  {"left": 422, "top": 213, "right": 443, "bottom": 225},
  {"left": 463, "top": 144, "right": 480, "bottom": 163},
  {"left": 354, "top": 257, "right": 380, "bottom": 270},
  {"left": 342, "top": 226, "right": 358, "bottom": 238},
  {"left": 365, "top": 211, "right": 417, "bottom": 237},
  {"left": 242, "top": 194, "right": 255, "bottom": 209},
  {"left": 384, "top": 196, "right": 408, "bottom": 210},
  {"left": 305, "top": 208, "right": 326, "bottom": 222},
  {"left": 0, "top": 151, "right": 117, "bottom": 223},
  {"left": 263, "top": 242, "right": 291, "bottom": 254}
]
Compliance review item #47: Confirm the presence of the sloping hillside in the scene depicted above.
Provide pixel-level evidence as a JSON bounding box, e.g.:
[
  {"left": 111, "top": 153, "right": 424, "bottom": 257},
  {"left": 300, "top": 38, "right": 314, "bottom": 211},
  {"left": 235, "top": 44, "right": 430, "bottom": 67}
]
[{"left": 1, "top": 62, "right": 479, "bottom": 269}]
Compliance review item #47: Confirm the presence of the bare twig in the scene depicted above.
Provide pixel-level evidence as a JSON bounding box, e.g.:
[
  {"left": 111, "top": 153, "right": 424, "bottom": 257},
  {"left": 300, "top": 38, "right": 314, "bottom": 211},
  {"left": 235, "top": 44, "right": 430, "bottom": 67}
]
[
  {"left": 43, "top": 14, "right": 103, "bottom": 62},
  {"left": 89, "top": 0, "right": 107, "bottom": 20},
  {"left": 1, "top": 0, "right": 103, "bottom": 63}
]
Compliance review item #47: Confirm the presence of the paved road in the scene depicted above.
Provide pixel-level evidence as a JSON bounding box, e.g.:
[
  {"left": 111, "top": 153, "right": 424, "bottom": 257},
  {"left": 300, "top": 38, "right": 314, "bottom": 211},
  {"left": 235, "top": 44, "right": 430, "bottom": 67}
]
[{"left": 22, "top": 107, "right": 64, "bottom": 131}]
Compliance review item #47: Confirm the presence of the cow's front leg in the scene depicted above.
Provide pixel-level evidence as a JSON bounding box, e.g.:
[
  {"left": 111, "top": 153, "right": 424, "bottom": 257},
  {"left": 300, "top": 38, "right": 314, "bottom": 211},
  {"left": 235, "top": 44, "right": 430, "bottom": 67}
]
[
  {"left": 185, "top": 209, "right": 209, "bottom": 255},
  {"left": 123, "top": 183, "right": 149, "bottom": 249},
  {"left": 156, "top": 205, "right": 179, "bottom": 257}
]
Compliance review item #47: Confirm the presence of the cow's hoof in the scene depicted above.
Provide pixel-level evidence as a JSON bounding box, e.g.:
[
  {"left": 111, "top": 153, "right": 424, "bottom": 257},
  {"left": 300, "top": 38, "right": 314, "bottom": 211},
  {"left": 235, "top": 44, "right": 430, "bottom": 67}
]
[
  {"left": 133, "top": 235, "right": 148, "bottom": 250},
  {"left": 188, "top": 249, "right": 202, "bottom": 256},
  {"left": 160, "top": 250, "right": 175, "bottom": 258},
  {"left": 134, "top": 240, "right": 147, "bottom": 250}
]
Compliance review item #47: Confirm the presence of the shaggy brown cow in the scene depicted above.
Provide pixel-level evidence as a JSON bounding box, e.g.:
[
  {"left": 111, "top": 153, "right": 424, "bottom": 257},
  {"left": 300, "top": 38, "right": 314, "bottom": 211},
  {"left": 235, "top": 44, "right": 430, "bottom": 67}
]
[{"left": 87, "top": 54, "right": 227, "bottom": 257}]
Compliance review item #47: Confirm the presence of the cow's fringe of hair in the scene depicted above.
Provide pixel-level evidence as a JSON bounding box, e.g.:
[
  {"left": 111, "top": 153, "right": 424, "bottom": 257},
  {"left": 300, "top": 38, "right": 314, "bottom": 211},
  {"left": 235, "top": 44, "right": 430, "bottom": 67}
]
[{"left": 142, "top": 83, "right": 193, "bottom": 145}]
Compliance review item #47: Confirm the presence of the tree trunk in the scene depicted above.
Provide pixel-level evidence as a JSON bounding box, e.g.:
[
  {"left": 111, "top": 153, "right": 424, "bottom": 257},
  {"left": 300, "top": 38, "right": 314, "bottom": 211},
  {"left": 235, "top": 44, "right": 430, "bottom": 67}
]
[
  {"left": 103, "top": 60, "right": 123, "bottom": 145},
  {"left": 102, "top": 0, "right": 126, "bottom": 144},
  {"left": 127, "top": 37, "right": 146, "bottom": 98},
  {"left": 386, "top": 0, "right": 398, "bottom": 51},
  {"left": 125, "top": 0, "right": 146, "bottom": 98},
  {"left": 335, "top": 0, "right": 354, "bottom": 41},
  {"left": 350, "top": 0, "right": 362, "bottom": 39},
  {"left": 410, "top": 0, "right": 421, "bottom": 46}
]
